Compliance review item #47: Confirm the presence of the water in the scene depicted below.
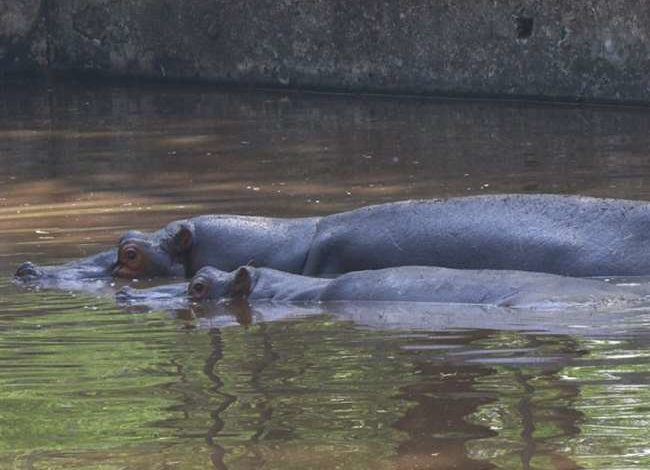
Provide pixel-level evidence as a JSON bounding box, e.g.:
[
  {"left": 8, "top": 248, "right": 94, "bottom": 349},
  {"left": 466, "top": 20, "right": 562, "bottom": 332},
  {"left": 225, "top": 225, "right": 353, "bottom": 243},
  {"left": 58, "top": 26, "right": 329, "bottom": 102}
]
[{"left": 2, "top": 79, "right": 650, "bottom": 469}]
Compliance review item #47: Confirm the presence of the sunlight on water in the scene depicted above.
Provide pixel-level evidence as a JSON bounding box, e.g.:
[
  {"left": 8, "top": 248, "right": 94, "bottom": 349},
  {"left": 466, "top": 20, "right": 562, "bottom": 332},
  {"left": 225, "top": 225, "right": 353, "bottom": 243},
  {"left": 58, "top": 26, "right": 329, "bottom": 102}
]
[{"left": 2, "top": 79, "right": 650, "bottom": 468}]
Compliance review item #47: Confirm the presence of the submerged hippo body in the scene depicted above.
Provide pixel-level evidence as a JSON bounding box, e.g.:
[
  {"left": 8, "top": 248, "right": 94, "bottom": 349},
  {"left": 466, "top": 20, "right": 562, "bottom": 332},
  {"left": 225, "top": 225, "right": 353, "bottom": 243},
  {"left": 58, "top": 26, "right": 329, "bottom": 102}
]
[
  {"left": 17, "top": 194, "right": 650, "bottom": 286},
  {"left": 117, "top": 265, "right": 647, "bottom": 310},
  {"left": 303, "top": 195, "right": 650, "bottom": 277}
]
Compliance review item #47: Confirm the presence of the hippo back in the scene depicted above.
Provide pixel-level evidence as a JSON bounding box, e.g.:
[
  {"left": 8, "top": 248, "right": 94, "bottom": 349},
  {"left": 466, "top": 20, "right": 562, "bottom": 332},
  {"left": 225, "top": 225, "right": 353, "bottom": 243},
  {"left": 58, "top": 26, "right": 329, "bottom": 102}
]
[
  {"left": 303, "top": 194, "right": 650, "bottom": 277},
  {"left": 188, "top": 215, "right": 320, "bottom": 275},
  {"left": 318, "top": 266, "right": 642, "bottom": 308}
]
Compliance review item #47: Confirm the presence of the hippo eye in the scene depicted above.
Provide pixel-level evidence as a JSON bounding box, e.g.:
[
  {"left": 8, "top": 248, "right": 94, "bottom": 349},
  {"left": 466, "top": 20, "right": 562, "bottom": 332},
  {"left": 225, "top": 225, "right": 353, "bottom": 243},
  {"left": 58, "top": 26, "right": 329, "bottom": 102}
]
[
  {"left": 119, "top": 244, "right": 143, "bottom": 270},
  {"left": 193, "top": 283, "right": 205, "bottom": 293},
  {"left": 125, "top": 248, "right": 138, "bottom": 261},
  {"left": 190, "top": 281, "right": 208, "bottom": 299},
  {"left": 113, "top": 243, "right": 148, "bottom": 278}
]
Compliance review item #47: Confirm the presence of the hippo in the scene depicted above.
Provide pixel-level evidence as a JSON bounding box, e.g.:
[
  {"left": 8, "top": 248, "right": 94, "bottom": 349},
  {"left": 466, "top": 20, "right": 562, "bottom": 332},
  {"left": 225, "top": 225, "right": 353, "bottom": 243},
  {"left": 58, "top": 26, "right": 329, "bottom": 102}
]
[
  {"left": 116, "top": 265, "right": 648, "bottom": 311},
  {"left": 16, "top": 194, "right": 650, "bottom": 286}
]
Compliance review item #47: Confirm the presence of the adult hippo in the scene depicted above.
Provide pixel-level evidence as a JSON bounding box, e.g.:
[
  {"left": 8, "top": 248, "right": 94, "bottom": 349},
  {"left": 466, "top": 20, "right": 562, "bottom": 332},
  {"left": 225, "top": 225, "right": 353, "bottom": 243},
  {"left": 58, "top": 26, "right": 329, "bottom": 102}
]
[
  {"left": 116, "top": 265, "right": 648, "bottom": 310},
  {"left": 16, "top": 194, "right": 650, "bottom": 285}
]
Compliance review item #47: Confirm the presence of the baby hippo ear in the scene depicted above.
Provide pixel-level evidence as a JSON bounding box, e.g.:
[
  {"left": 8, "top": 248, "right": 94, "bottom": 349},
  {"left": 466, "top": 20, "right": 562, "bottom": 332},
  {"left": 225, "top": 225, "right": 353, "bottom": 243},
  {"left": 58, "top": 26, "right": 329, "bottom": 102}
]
[
  {"left": 170, "top": 223, "right": 194, "bottom": 255},
  {"left": 231, "top": 267, "right": 253, "bottom": 299}
]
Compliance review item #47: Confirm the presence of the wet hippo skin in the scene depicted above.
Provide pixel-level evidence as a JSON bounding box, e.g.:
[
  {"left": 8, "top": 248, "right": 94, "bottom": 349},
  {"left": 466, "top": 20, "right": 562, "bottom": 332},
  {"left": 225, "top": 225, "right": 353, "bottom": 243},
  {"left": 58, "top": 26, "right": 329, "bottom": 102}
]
[
  {"left": 116, "top": 265, "right": 646, "bottom": 310},
  {"left": 16, "top": 194, "right": 650, "bottom": 286}
]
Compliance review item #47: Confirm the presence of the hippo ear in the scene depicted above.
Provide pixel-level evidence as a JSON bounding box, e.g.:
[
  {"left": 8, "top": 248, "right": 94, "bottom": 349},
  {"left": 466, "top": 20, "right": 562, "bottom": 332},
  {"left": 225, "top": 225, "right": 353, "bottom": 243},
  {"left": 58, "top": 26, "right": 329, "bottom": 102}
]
[
  {"left": 231, "top": 267, "right": 252, "bottom": 299},
  {"left": 170, "top": 223, "right": 194, "bottom": 254}
]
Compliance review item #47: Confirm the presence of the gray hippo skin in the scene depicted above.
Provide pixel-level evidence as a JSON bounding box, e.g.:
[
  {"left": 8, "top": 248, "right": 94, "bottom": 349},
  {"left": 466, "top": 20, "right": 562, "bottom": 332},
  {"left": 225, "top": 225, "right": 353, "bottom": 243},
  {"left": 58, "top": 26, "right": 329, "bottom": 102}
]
[
  {"left": 303, "top": 194, "right": 650, "bottom": 277},
  {"left": 117, "top": 265, "right": 646, "bottom": 310}
]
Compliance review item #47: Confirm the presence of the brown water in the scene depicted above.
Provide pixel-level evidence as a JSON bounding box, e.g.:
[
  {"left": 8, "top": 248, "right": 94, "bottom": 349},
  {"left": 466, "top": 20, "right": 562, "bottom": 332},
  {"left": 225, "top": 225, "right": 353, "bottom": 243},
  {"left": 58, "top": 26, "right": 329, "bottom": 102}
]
[{"left": 2, "top": 79, "right": 650, "bottom": 469}]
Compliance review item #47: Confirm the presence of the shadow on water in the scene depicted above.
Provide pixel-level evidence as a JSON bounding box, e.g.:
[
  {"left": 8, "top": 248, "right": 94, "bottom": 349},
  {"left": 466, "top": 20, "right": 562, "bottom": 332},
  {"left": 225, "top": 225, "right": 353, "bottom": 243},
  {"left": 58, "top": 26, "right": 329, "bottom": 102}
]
[{"left": 2, "top": 79, "right": 650, "bottom": 468}]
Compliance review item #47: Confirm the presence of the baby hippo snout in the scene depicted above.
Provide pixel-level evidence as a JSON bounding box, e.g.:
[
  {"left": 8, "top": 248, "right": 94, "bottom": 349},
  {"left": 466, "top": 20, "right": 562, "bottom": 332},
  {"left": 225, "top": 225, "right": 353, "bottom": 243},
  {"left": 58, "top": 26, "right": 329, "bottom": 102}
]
[
  {"left": 15, "top": 261, "right": 44, "bottom": 281},
  {"left": 115, "top": 282, "right": 190, "bottom": 306},
  {"left": 115, "top": 286, "right": 141, "bottom": 303}
]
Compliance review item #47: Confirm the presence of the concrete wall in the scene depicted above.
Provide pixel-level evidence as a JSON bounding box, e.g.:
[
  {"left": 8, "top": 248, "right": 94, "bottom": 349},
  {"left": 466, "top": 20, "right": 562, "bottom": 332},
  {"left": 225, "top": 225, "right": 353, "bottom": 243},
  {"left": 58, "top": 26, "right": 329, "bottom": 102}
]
[
  {"left": 3, "top": 1, "right": 650, "bottom": 103},
  {"left": 0, "top": 0, "right": 47, "bottom": 73}
]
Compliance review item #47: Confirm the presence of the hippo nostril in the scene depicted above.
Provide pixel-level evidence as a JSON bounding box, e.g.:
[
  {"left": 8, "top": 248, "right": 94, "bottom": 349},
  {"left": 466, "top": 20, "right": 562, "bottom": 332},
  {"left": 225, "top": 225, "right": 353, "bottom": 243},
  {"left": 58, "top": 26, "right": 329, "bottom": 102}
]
[{"left": 15, "top": 261, "right": 42, "bottom": 280}]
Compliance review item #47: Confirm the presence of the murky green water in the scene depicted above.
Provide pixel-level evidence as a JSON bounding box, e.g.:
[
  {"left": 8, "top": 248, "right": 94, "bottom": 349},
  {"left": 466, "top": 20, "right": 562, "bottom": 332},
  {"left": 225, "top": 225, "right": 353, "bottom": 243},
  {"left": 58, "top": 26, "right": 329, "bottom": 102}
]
[{"left": 2, "top": 79, "right": 650, "bottom": 469}]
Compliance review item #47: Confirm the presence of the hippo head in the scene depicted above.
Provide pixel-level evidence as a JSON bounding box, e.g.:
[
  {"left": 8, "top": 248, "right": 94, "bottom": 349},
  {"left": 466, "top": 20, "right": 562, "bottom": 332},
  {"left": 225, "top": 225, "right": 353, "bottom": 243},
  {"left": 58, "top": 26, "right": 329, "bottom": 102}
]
[
  {"left": 112, "top": 221, "right": 192, "bottom": 279},
  {"left": 187, "top": 266, "right": 253, "bottom": 301},
  {"left": 14, "top": 249, "right": 118, "bottom": 290}
]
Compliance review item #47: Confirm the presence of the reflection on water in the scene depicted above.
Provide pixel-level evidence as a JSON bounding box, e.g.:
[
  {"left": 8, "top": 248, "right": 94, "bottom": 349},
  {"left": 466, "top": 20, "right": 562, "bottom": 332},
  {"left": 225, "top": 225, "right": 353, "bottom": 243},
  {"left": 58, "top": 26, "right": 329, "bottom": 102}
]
[{"left": 2, "top": 79, "right": 650, "bottom": 468}]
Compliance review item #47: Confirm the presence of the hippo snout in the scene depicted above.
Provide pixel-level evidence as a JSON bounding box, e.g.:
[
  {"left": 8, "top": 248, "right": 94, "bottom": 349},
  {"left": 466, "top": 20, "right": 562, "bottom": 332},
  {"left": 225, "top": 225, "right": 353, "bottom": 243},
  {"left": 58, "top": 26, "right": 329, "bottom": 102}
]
[{"left": 15, "top": 261, "right": 45, "bottom": 281}]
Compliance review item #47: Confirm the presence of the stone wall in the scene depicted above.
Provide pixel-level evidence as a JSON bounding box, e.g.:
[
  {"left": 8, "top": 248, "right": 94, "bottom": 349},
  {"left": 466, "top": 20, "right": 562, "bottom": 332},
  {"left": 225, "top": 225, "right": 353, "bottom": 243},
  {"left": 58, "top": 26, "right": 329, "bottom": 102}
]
[{"left": 3, "top": 1, "right": 650, "bottom": 103}]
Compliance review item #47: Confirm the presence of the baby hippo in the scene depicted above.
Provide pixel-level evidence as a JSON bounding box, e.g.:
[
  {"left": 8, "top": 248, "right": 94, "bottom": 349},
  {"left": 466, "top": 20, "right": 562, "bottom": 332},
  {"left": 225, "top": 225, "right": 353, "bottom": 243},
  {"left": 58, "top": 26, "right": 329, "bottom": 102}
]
[{"left": 117, "top": 265, "right": 648, "bottom": 310}]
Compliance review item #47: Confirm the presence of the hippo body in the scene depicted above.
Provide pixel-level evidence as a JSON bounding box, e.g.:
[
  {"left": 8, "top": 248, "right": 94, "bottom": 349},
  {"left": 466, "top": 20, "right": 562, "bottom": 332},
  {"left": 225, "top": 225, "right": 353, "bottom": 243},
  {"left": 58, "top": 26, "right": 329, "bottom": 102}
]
[
  {"left": 117, "top": 265, "right": 646, "bottom": 311},
  {"left": 303, "top": 195, "right": 650, "bottom": 277},
  {"left": 319, "top": 266, "right": 641, "bottom": 308}
]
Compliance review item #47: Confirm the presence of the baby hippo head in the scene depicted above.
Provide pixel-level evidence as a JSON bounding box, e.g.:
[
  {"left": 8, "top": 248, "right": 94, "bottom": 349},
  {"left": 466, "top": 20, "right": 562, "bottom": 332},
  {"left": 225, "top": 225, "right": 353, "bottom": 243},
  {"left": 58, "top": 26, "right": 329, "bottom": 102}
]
[
  {"left": 112, "top": 221, "right": 193, "bottom": 279},
  {"left": 188, "top": 266, "right": 254, "bottom": 301}
]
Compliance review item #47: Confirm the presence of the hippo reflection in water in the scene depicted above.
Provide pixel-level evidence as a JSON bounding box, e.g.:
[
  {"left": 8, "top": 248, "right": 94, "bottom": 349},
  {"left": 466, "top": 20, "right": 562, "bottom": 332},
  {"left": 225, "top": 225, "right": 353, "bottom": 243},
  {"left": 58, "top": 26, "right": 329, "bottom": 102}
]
[
  {"left": 16, "top": 194, "right": 650, "bottom": 287},
  {"left": 116, "top": 265, "right": 648, "bottom": 311}
]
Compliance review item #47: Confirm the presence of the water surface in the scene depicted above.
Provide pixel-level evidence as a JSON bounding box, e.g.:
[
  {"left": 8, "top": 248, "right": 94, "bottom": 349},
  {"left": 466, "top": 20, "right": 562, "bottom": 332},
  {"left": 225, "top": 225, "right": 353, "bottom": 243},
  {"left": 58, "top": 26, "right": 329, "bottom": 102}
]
[{"left": 2, "top": 79, "right": 650, "bottom": 469}]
